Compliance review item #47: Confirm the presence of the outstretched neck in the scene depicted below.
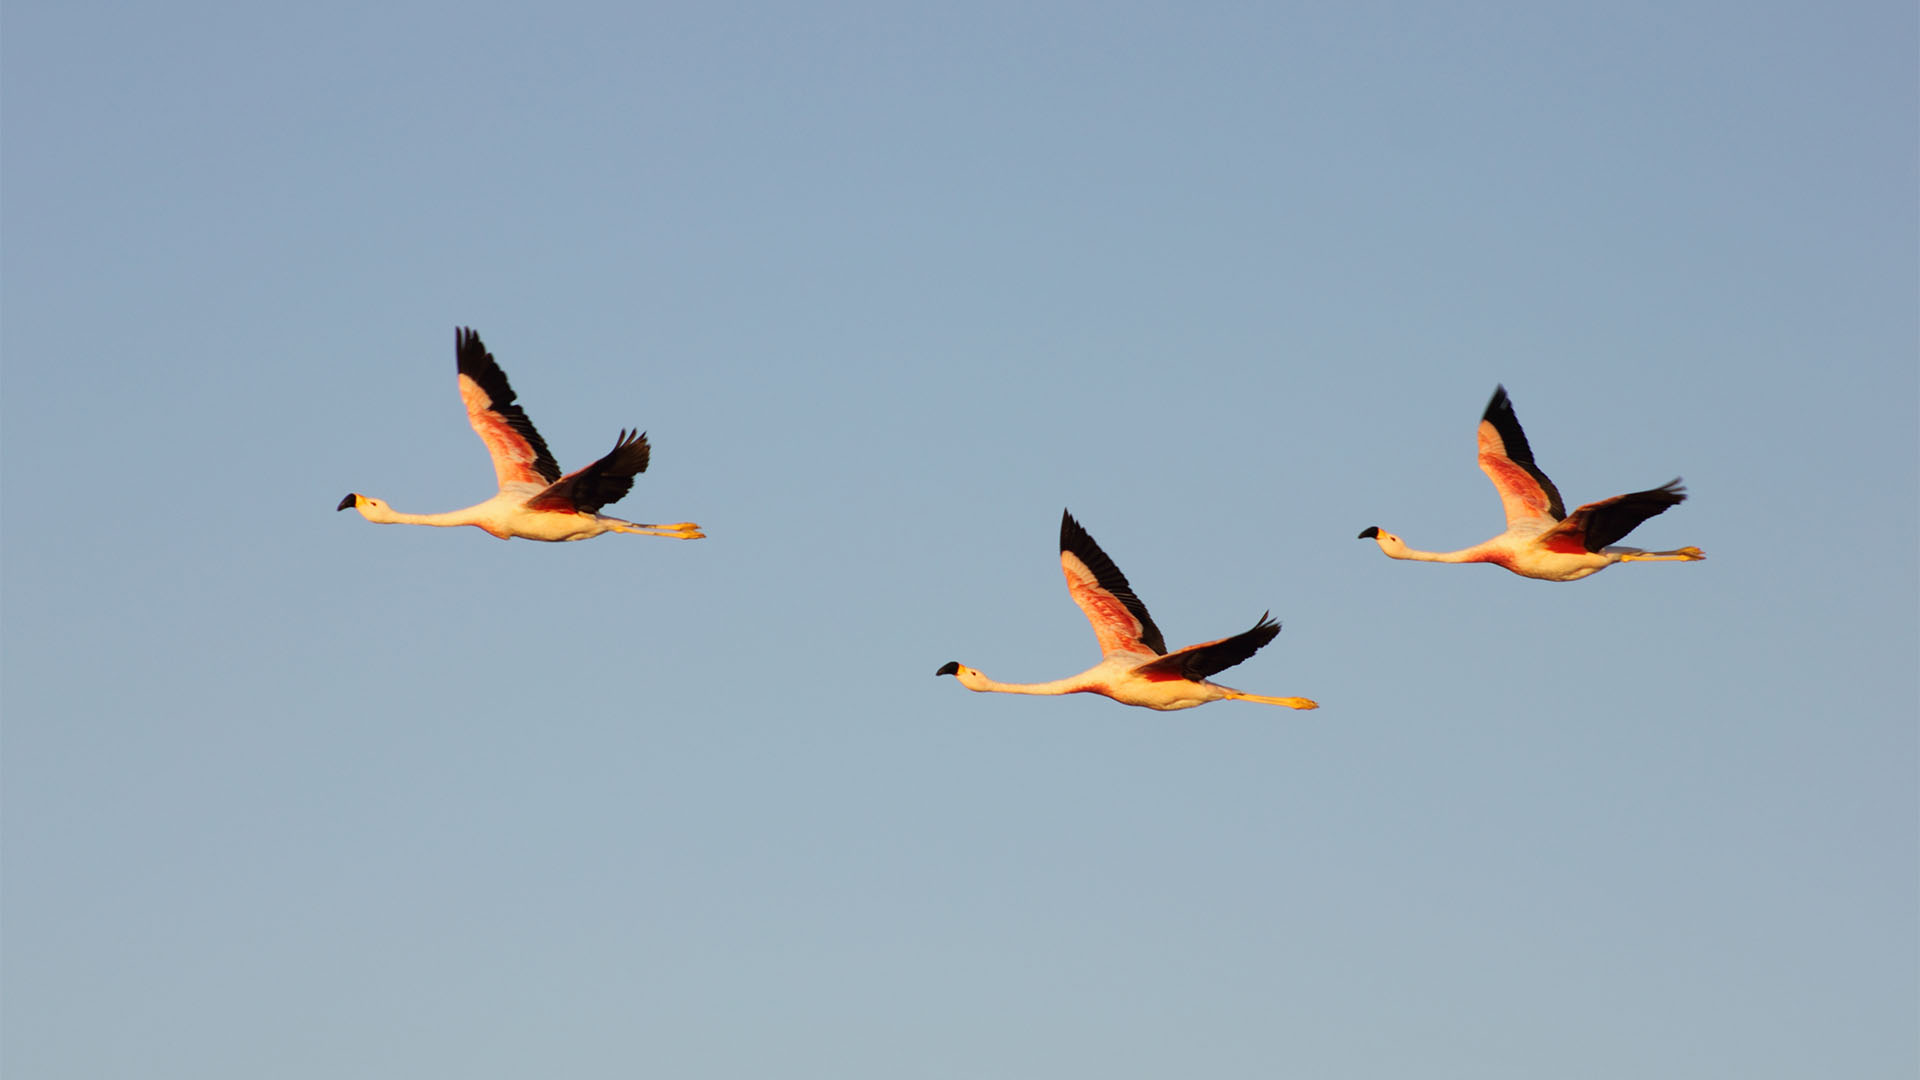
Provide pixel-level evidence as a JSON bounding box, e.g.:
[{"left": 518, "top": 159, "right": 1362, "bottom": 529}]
[
  {"left": 360, "top": 503, "right": 491, "bottom": 530},
  {"left": 1370, "top": 533, "right": 1492, "bottom": 564},
  {"left": 1385, "top": 544, "right": 1484, "bottom": 564},
  {"left": 959, "top": 671, "right": 1096, "bottom": 697}
]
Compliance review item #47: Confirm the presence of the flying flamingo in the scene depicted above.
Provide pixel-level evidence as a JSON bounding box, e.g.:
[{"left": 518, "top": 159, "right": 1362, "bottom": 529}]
[
  {"left": 337, "top": 328, "right": 704, "bottom": 542},
  {"left": 1358, "top": 385, "right": 1702, "bottom": 581},
  {"left": 936, "top": 510, "right": 1318, "bottom": 711}
]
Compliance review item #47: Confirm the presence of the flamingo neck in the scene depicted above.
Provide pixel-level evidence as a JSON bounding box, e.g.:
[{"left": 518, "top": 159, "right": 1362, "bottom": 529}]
[
  {"left": 362, "top": 503, "right": 492, "bottom": 530},
  {"left": 1384, "top": 543, "right": 1487, "bottom": 565},
  {"left": 961, "top": 672, "right": 1096, "bottom": 697}
]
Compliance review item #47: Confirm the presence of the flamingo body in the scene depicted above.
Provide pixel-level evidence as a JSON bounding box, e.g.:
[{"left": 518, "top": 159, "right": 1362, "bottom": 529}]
[
  {"left": 937, "top": 511, "right": 1317, "bottom": 712},
  {"left": 1358, "top": 385, "right": 1702, "bottom": 581},
  {"left": 337, "top": 328, "right": 703, "bottom": 543}
]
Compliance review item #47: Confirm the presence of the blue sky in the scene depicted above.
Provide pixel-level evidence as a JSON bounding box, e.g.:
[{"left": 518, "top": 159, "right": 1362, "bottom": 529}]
[{"left": 4, "top": 2, "right": 1914, "bottom": 1077}]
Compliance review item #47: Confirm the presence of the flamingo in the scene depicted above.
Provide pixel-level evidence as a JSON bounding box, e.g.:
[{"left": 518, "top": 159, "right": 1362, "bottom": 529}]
[
  {"left": 337, "top": 328, "right": 704, "bottom": 542},
  {"left": 936, "top": 510, "right": 1318, "bottom": 711},
  {"left": 1357, "top": 385, "right": 1702, "bottom": 581}
]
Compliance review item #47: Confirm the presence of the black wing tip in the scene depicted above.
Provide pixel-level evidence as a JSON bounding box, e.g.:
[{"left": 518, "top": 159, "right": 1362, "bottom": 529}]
[
  {"left": 454, "top": 326, "right": 502, "bottom": 379},
  {"left": 1058, "top": 506, "right": 1099, "bottom": 565},
  {"left": 336, "top": 493, "right": 358, "bottom": 511},
  {"left": 935, "top": 661, "right": 960, "bottom": 677},
  {"left": 1637, "top": 479, "right": 1688, "bottom": 513},
  {"left": 1624, "top": 478, "right": 1687, "bottom": 508},
  {"left": 1482, "top": 383, "right": 1515, "bottom": 424},
  {"left": 1059, "top": 508, "right": 1097, "bottom": 560},
  {"left": 1060, "top": 508, "right": 1114, "bottom": 563},
  {"left": 1358, "top": 526, "right": 1380, "bottom": 539},
  {"left": 1480, "top": 385, "right": 1529, "bottom": 451},
  {"left": 605, "top": 428, "right": 651, "bottom": 475}
]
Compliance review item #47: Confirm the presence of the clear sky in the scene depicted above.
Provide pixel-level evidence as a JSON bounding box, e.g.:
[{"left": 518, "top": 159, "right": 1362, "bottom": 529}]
[{"left": 4, "top": 2, "right": 1914, "bottom": 1077}]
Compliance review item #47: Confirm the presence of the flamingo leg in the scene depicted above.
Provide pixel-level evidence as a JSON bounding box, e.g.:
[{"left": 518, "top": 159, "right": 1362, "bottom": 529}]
[
  {"left": 1222, "top": 690, "right": 1320, "bottom": 710},
  {"left": 609, "top": 521, "right": 706, "bottom": 539},
  {"left": 1618, "top": 546, "right": 1705, "bottom": 562}
]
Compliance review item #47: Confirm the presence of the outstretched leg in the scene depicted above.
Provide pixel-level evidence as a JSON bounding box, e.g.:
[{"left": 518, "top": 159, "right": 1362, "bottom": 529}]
[
  {"left": 609, "top": 520, "right": 706, "bottom": 540},
  {"left": 1619, "top": 546, "right": 1704, "bottom": 563},
  {"left": 1222, "top": 689, "right": 1320, "bottom": 710}
]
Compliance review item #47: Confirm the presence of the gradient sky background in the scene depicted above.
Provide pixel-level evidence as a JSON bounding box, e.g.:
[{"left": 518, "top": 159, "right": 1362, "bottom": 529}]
[{"left": 4, "top": 3, "right": 1915, "bottom": 1077}]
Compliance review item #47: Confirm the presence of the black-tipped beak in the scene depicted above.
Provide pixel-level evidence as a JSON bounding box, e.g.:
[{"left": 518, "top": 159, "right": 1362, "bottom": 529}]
[
  {"left": 935, "top": 661, "right": 960, "bottom": 677},
  {"left": 1357, "top": 526, "right": 1380, "bottom": 540},
  {"left": 337, "top": 494, "right": 359, "bottom": 511}
]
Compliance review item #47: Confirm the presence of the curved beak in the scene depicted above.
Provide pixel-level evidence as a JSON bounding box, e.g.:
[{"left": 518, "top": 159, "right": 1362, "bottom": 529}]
[
  {"left": 1357, "top": 526, "right": 1380, "bottom": 540},
  {"left": 935, "top": 661, "right": 960, "bottom": 677},
  {"left": 337, "top": 493, "right": 360, "bottom": 511}
]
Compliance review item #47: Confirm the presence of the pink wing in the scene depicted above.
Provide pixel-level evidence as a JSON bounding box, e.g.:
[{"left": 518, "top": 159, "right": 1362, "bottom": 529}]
[
  {"left": 1060, "top": 510, "right": 1166, "bottom": 660},
  {"left": 456, "top": 328, "right": 561, "bottom": 491},
  {"left": 1477, "top": 385, "right": 1565, "bottom": 528}
]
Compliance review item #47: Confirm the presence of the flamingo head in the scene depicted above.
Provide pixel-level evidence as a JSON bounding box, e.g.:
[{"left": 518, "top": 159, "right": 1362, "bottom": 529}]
[
  {"left": 936, "top": 661, "right": 990, "bottom": 691},
  {"left": 337, "top": 493, "right": 393, "bottom": 522},
  {"left": 1358, "top": 526, "right": 1411, "bottom": 558}
]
